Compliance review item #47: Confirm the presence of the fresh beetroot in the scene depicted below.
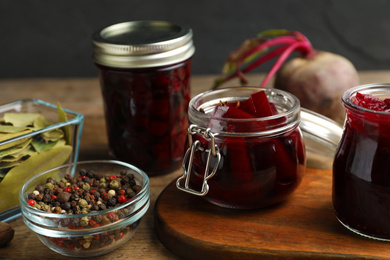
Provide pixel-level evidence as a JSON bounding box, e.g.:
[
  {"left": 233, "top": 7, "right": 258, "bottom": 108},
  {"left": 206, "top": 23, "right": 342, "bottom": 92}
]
[{"left": 213, "top": 29, "right": 359, "bottom": 124}]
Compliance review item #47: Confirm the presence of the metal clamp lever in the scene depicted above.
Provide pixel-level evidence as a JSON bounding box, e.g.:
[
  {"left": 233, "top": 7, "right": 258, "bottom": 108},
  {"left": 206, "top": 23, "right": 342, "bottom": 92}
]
[{"left": 176, "top": 125, "right": 221, "bottom": 196}]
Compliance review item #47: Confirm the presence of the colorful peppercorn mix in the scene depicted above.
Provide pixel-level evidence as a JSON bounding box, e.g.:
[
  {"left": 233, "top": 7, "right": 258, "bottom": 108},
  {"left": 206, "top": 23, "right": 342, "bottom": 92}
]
[
  {"left": 26, "top": 168, "right": 144, "bottom": 253},
  {"left": 27, "top": 168, "right": 141, "bottom": 217}
]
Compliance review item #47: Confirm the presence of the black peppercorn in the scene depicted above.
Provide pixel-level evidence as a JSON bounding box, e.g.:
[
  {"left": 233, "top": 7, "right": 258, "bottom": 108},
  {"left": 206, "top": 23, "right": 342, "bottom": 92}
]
[
  {"left": 107, "top": 197, "right": 117, "bottom": 207},
  {"left": 62, "top": 202, "right": 71, "bottom": 211},
  {"left": 98, "top": 203, "right": 107, "bottom": 211},
  {"left": 35, "top": 185, "right": 44, "bottom": 193},
  {"left": 79, "top": 169, "right": 87, "bottom": 176}
]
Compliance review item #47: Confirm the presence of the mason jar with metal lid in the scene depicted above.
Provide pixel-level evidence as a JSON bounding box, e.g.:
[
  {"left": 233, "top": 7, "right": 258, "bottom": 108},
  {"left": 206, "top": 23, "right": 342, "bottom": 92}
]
[{"left": 92, "top": 20, "right": 195, "bottom": 176}]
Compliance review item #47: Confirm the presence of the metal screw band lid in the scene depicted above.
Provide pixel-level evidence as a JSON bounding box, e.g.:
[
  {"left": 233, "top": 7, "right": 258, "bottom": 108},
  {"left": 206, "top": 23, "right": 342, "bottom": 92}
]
[{"left": 92, "top": 20, "right": 195, "bottom": 68}]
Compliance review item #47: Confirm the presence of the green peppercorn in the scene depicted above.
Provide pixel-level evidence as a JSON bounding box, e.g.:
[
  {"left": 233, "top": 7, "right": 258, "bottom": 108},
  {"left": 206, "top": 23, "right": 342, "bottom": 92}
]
[
  {"left": 44, "top": 182, "right": 54, "bottom": 190},
  {"left": 80, "top": 216, "right": 90, "bottom": 226},
  {"left": 109, "top": 180, "right": 120, "bottom": 189},
  {"left": 82, "top": 183, "right": 90, "bottom": 191},
  {"left": 33, "top": 204, "right": 42, "bottom": 210},
  {"left": 79, "top": 199, "right": 88, "bottom": 208}
]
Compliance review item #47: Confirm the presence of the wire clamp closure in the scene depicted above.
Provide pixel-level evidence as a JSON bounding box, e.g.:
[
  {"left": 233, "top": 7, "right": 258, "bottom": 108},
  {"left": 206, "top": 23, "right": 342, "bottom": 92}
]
[{"left": 176, "top": 124, "right": 221, "bottom": 196}]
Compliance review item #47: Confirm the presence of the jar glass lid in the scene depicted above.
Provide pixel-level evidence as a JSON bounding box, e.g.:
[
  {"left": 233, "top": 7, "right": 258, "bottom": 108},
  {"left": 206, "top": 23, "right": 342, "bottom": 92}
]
[{"left": 300, "top": 108, "right": 343, "bottom": 170}]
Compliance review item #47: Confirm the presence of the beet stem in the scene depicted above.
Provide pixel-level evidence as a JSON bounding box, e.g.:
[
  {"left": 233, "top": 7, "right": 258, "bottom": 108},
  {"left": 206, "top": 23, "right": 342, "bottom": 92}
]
[
  {"left": 213, "top": 29, "right": 314, "bottom": 90},
  {"left": 260, "top": 41, "right": 312, "bottom": 87}
]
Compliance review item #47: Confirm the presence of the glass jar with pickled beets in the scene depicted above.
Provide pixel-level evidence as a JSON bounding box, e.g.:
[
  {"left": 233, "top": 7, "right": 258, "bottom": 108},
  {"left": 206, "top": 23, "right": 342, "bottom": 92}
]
[
  {"left": 333, "top": 83, "right": 390, "bottom": 240},
  {"left": 92, "top": 21, "right": 195, "bottom": 176},
  {"left": 176, "top": 87, "right": 306, "bottom": 209}
]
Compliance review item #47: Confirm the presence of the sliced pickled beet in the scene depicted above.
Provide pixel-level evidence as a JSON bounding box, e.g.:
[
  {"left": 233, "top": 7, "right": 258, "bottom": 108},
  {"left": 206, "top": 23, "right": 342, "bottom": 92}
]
[
  {"left": 354, "top": 92, "right": 388, "bottom": 111},
  {"left": 210, "top": 91, "right": 282, "bottom": 180},
  {"left": 251, "top": 90, "right": 278, "bottom": 117},
  {"left": 208, "top": 105, "right": 254, "bottom": 180},
  {"left": 238, "top": 98, "right": 256, "bottom": 116}
]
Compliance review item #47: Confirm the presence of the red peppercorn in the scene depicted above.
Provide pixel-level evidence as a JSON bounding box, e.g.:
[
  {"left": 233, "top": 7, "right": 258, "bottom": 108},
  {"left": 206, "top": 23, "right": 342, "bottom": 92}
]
[
  {"left": 90, "top": 189, "right": 96, "bottom": 195},
  {"left": 27, "top": 199, "right": 35, "bottom": 206},
  {"left": 81, "top": 176, "right": 86, "bottom": 180},
  {"left": 118, "top": 195, "right": 126, "bottom": 204},
  {"left": 107, "top": 212, "right": 119, "bottom": 222},
  {"left": 64, "top": 187, "right": 71, "bottom": 193},
  {"left": 118, "top": 189, "right": 125, "bottom": 195},
  {"left": 89, "top": 219, "right": 100, "bottom": 228},
  {"left": 51, "top": 195, "right": 57, "bottom": 200},
  {"left": 109, "top": 175, "right": 117, "bottom": 181},
  {"left": 68, "top": 224, "right": 76, "bottom": 229},
  {"left": 74, "top": 186, "right": 80, "bottom": 191},
  {"left": 89, "top": 182, "right": 93, "bottom": 187},
  {"left": 117, "top": 232, "right": 124, "bottom": 240}
]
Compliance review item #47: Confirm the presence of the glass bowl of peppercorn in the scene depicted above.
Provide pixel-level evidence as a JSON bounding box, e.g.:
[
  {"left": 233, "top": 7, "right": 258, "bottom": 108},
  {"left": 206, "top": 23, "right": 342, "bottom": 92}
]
[{"left": 19, "top": 160, "right": 150, "bottom": 257}]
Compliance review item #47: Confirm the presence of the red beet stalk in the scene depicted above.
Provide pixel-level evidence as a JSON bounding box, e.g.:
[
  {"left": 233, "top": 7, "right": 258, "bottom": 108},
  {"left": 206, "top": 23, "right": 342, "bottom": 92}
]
[{"left": 213, "top": 29, "right": 315, "bottom": 89}]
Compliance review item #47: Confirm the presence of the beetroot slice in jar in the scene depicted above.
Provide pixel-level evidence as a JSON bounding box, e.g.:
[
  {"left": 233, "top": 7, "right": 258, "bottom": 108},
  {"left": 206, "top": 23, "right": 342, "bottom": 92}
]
[
  {"left": 209, "top": 91, "right": 292, "bottom": 181},
  {"left": 353, "top": 92, "right": 388, "bottom": 111},
  {"left": 209, "top": 104, "right": 254, "bottom": 180}
]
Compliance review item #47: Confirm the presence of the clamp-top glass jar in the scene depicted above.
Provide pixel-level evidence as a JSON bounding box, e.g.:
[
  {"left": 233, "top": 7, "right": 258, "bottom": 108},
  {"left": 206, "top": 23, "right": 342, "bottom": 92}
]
[
  {"left": 92, "top": 21, "right": 195, "bottom": 176},
  {"left": 333, "top": 83, "right": 390, "bottom": 241},
  {"left": 176, "top": 87, "right": 306, "bottom": 209}
]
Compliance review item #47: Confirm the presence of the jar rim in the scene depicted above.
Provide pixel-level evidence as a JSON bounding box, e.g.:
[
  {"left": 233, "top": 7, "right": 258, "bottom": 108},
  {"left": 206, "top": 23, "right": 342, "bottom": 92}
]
[
  {"left": 188, "top": 87, "right": 301, "bottom": 136},
  {"left": 342, "top": 83, "right": 390, "bottom": 115}
]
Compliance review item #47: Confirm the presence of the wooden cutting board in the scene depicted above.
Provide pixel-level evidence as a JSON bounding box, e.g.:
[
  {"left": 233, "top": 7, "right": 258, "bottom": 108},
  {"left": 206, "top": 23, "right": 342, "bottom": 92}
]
[{"left": 154, "top": 168, "right": 390, "bottom": 259}]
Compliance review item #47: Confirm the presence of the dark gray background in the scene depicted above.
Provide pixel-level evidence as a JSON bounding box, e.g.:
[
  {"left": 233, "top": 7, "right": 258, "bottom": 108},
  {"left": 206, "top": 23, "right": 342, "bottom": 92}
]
[{"left": 1, "top": 0, "right": 389, "bottom": 78}]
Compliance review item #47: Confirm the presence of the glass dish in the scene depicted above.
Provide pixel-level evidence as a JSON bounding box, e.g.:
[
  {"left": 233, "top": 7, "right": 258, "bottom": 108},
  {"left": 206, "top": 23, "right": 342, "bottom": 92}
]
[
  {"left": 19, "top": 160, "right": 150, "bottom": 257},
  {"left": 0, "top": 99, "right": 83, "bottom": 222}
]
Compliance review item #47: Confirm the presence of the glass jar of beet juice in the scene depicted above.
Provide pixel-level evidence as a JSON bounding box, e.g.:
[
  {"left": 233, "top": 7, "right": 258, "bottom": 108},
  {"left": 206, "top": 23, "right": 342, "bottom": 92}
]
[
  {"left": 176, "top": 87, "right": 306, "bottom": 209},
  {"left": 333, "top": 83, "right": 390, "bottom": 240},
  {"left": 92, "top": 21, "right": 195, "bottom": 176}
]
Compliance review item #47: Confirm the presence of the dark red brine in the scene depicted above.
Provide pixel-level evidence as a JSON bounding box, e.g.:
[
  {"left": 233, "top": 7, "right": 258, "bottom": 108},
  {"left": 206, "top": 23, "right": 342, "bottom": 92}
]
[
  {"left": 177, "top": 87, "right": 306, "bottom": 209},
  {"left": 333, "top": 83, "right": 390, "bottom": 240},
  {"left": 92, "top": 21, "right": 195, "bottom": 176}
]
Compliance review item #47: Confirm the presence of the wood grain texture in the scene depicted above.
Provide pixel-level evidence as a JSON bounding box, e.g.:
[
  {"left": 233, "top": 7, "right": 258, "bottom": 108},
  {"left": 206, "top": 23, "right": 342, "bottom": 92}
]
[{"left": 155, "top": 168, "right": 390, "bottom": 260}]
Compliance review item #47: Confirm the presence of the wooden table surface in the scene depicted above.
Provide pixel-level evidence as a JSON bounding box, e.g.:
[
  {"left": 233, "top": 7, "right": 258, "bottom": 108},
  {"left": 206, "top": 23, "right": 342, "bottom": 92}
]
[{"left": 0, "top": 71, "right": 389, "bottom": 259}]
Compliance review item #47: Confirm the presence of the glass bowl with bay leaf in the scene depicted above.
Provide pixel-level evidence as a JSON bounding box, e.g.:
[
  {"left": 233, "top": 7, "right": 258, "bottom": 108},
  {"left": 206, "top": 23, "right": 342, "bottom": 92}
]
[{"left": 0, "top": 99, "right": 83, "bottom": 222}]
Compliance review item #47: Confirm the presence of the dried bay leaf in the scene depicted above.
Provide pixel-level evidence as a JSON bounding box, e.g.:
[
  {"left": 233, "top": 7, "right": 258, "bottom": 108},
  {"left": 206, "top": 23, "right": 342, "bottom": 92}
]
[
  {"left": 0, "top": 161, "right": 20, "bottom": 170},
  {"left": 33, "top": 114, "right": 52, "bottom": 129},
  {"left": 3, "top": 113, "right": 40, "bottom": 127},
  {"left": 0, "top": 138, "right": 32, "bottom": 158},
  {"left": 0, "top": 146, "right": 35, "bottom": 162},
  {"left": 0, "top": 129, "right": 32, "bottom": 143},
  {"left": 0, "top": 137, "right": 30, "bottom": 151},
  {"left": 31, "top": 138, "right": 65, "bottom": 153},
  {"left": 57, "top": 103, "right": 71, "bottom": 144},
  {"left": 41, "top": 128, "right": 64, "bottom": 142},
  {"left": 0, "top": 125, "right": 31, "bottom": 133},
  {"left": 0, "top": 145, "right": 72, "bottom": 212}
]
